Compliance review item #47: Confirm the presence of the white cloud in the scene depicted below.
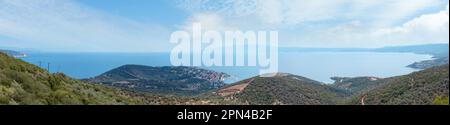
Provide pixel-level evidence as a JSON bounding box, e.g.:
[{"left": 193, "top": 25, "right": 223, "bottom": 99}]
[
  {"left": 176, "top": 0, "right": 449, "bottom": 47},
  {"left": 342, "top": 0, "right": 445, "bottom": 28},
  {"left": 175, "top": 0, "right": 258, "bottom": 17},
  {"left": 303, "top": 4, "right": 449, "bottom": 48},
  {"left": 374, "top": 4, "right": 449, "bottom": 45},
  {"left": 176, "top": 0, "right": 445, "bottom": 27},
  {"left": 176, "top": 0, "right": 346, "bottom": 26},
  {"left": 0, "top": 0, "right": 171, "bottom": 52},
  {"left": 178, "top": 12, "right": 236, "bottom": 32},
  {"left": 2, "top": 0, "right": 447, "bottom": 51},
  {"left": 256, "top": 0, "right": 283, "bottom": 25},
  {"left": 447, "top": 4, "right": 449, "bottom": 11},
  {"left": 281, "top": 0, "right": 345, "bottom": 25}
]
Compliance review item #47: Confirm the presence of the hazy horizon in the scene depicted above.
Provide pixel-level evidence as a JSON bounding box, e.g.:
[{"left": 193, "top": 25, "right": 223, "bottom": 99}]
[{"left": 2, "top": 43, "right": 448, "bottom": 53}]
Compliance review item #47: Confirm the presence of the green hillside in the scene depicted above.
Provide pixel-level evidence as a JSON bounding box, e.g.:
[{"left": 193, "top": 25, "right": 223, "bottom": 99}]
[
  {"left": 0, "top": 52, "right": 147, "bottom": 105},
  {"left": 1, "top": 50, "right": 448, "bottom": 105},
  {"left": 0, "top": 52, "right": 229, "bottom": 105},
  {"left": 350, "top": 64, "right": 449, "bottom": 105},
  {"left": 202, "top": 73, "right": 348, "bottom": 105}
]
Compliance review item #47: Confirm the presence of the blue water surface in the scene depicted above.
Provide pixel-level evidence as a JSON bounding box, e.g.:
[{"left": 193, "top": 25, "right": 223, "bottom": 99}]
[{"left": 21, "top": 52, "right": 432, "bottom": 83}]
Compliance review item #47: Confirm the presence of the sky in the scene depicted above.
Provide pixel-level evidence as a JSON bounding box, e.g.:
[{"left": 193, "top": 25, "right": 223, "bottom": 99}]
[{"left": 0, "top": 0, "right": 449, "bottom": 52}]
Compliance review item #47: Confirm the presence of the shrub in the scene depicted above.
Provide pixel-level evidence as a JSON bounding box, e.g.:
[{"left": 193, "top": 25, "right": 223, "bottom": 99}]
[{"left": 433, "top": 96, "right": 449, "bottom": 105}]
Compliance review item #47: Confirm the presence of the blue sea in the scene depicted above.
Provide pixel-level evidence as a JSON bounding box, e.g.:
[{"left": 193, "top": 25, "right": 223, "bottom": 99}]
[{"left": 21, "top": 52, "right": 432, "bottom": 83}]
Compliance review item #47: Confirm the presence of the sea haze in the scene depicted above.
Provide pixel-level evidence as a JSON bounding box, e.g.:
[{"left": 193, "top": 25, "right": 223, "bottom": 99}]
[{"left": 21, "top": 52, "right": 432, "bottom": 83}]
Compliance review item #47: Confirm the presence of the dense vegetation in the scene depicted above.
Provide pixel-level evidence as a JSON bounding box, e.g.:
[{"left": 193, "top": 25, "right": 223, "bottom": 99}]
[
  {"left": 349, "top": 65, "right": 449, "bottom": 105},
  {"left": 0, "top": 52, "right": 145, "bottom": 104},
  {"left": 86, "top": 65, "right": 229, "bottom": 96},
  {"left": 433, "top": 96, "right": 449, "bottom": 105},
  {"left": 1, "top": 50, "right": 448, "bottom": 105},
  {"left": 0, "top": 52, "right": 223, "bottom": 105},
  {"left": 203, "top": 64, "right": 449, "bottom": 105},
  {"left": 202, "top": 73, "right": 348, "bottom": 105},
  {"left": 202, "top": 64, "right": 449, "bottom": 105}
]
